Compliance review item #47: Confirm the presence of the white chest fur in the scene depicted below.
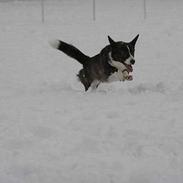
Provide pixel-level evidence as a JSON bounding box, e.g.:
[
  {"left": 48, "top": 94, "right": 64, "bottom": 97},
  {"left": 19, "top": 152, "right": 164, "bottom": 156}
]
[{"left": 108, "top": 52, "right": 131, "bottom": 82}]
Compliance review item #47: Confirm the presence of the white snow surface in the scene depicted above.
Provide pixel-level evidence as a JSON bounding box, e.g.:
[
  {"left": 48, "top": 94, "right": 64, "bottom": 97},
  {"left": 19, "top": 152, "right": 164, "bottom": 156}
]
[{"left": 0, "top": 0, "right": 183, "bottom": 183}]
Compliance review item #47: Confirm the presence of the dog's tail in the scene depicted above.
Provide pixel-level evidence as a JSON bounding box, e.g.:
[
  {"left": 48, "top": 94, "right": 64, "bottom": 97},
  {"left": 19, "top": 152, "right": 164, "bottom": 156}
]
[{"left": 50, "top": 40, "right": 89, "bottom": 65}]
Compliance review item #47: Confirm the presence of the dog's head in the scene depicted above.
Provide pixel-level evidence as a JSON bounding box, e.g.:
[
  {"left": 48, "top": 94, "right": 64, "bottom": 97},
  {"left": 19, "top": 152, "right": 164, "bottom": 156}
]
[{"left": 108, "top": 35, "right": 139, "bottom": 73}]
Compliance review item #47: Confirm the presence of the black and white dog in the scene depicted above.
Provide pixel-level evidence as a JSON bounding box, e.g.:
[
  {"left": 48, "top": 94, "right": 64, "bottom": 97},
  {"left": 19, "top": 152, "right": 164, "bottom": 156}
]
[{"left": 50, "top": 35, "right": 139, "bottom": 91}]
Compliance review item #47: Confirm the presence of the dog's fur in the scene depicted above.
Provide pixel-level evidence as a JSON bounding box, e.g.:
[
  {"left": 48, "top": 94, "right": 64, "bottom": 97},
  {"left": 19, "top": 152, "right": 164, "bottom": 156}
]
[{"left": 50, "top": 35, "right": 139, "bottom": 91}]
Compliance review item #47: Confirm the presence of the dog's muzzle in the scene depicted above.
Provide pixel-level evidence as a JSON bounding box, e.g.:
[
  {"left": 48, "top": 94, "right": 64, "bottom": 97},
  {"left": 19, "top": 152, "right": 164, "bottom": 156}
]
[{"left": 108, "top": 52, "right": 134, "bottom": 73}]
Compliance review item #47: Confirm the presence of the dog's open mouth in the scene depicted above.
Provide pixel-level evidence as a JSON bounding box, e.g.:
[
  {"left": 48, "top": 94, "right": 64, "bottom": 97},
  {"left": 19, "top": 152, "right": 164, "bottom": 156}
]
[{"left": 124, "top": 63, "right": 133, "bottom": 73}]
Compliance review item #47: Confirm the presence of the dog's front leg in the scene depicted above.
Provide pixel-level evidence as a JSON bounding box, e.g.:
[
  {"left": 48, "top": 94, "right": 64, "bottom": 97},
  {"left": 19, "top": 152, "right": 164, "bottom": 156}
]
[
  {"left": 116, "top": 70, "right": 125, "bottom": 81},
  {"left": 116, "top": 70, "right": 133, "bottom": 81},
  {"left": 109, "top": 60, "right": 130, "bottom": 80},
  {"left": 122, "top": 70, "right": 133, "bottom": 81}
]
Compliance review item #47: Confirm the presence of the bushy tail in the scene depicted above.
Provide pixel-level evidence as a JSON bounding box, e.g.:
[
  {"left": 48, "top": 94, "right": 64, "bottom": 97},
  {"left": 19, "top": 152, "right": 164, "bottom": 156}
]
[{"left": 50, "top": 40, "right": 89, "bottom": 65}]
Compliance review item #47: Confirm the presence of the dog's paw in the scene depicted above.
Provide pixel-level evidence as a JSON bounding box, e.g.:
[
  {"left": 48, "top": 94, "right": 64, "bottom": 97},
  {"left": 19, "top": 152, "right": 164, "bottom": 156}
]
[
  {"left": 126, "top": 75, "right": 133, "bottom": 81},
  {"left": 122, "top": 70, "right": 129, "bottom": 77},
  {"left": 116, "top": 70, "right": 125, "bottom": 81},
  {"left": 121, "top": 70, "right": 133, "bottom": 81}
]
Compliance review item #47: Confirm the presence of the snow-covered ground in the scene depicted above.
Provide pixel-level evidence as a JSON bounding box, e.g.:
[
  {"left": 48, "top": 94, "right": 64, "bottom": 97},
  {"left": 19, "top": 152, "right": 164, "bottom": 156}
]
[{"left": 0, "top": 0, "right": 183, "bottom": 183}]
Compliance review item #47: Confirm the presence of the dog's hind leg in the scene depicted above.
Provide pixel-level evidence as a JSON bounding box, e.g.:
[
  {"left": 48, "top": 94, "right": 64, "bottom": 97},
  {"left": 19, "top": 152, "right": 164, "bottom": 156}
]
[
  {"left": 91, "top": 80, "right": 100, "bottom": 90},
  {"left": 77, "top": 69, "right": 91, "bottom": 91}
]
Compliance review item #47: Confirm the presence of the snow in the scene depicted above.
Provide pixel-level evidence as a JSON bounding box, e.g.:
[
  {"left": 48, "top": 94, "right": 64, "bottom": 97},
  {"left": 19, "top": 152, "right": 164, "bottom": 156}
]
[{"left": 0, "top": 0, "right": 183, "bottom": 183}]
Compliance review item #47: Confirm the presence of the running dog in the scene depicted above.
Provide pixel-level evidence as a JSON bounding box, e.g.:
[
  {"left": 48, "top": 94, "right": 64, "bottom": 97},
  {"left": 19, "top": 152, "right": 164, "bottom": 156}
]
[{"left": 50, "top": 35, "right": 139, "bottom": 91}]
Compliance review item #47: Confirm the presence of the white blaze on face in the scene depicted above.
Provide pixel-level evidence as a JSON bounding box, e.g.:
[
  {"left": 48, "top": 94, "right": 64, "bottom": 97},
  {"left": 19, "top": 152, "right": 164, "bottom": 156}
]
[
  {"left": 108, "top": 45, "right": 134, "bottom": 71},
  {"left": 125, "top": 46, "right": 134, "bottom": 65},
  {"left": 108, "top": 52, "right": 127, "bottom": 71}
]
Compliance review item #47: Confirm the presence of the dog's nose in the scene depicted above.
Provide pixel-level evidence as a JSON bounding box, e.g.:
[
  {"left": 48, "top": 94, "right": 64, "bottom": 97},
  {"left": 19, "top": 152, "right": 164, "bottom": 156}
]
[{"left": 130, "top": 59, "right": 135, "bottom": 65}]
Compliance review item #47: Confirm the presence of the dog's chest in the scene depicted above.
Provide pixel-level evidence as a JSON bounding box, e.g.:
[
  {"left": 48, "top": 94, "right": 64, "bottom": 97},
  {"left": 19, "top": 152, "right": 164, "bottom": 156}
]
[{"left": 107, "top": 70, "right": 125, "bottom": 82}]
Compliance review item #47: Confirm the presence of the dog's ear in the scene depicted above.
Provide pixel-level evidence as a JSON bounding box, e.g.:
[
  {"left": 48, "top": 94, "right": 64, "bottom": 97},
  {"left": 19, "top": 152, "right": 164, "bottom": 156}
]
[
  {"left": 108, "top": 36, "right": 115, "bottom": 45},
  {"left": 130, "top": 34, "right": 139, "bottom": 46}
]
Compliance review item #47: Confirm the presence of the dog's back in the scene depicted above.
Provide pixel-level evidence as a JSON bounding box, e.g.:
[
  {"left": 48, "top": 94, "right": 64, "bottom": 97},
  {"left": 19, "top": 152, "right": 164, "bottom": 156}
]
[{"left": 50, "top": 40, "right": 116, "bottom": 90}]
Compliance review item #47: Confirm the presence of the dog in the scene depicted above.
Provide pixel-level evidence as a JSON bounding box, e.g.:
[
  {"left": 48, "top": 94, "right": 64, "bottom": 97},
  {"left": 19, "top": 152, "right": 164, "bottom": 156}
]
[{"left": 50, "top": 35, "right": 139, "bottom": 91}]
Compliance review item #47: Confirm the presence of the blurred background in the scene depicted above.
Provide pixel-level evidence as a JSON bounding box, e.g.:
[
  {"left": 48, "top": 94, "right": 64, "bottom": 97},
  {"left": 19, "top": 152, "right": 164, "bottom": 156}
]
[{"left": 0, "top": 0, "right": 182, "bottom": 24}]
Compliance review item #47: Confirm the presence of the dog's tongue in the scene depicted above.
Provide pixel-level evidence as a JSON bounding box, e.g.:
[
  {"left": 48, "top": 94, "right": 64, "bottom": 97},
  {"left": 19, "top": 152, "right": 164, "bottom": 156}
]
[{"left": 125, "top": 64, "right": 133, "bottom": 72}]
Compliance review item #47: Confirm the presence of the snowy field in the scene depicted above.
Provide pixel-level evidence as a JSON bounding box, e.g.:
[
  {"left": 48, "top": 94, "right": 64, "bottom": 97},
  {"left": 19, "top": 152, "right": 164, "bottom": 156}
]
[{"left": 0, "top": 0, "right": 183, "bottom": 182}]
